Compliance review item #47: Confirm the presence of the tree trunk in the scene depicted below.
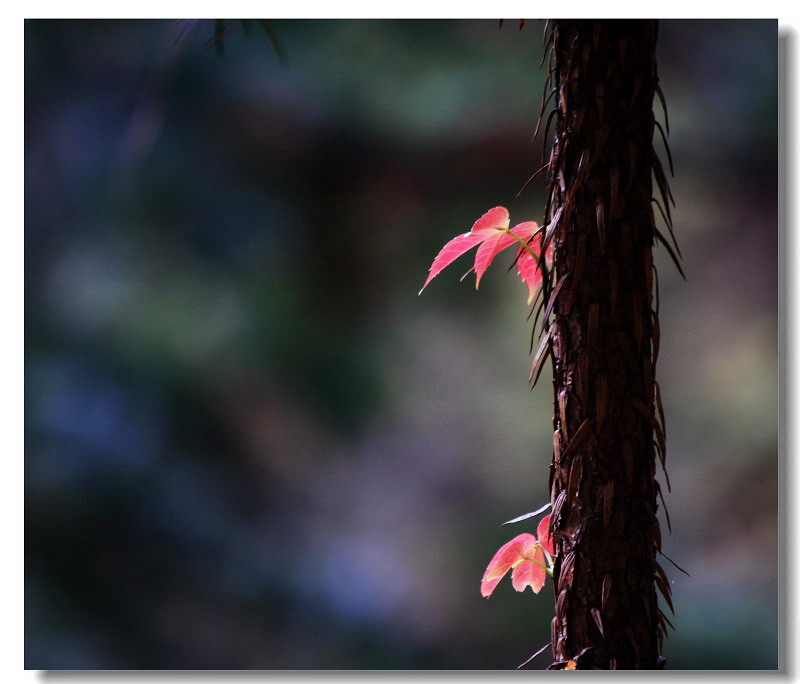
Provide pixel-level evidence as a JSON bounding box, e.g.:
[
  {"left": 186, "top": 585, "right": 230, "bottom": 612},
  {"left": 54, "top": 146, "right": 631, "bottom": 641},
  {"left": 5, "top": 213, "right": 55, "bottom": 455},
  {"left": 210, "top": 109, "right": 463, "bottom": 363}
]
[{"left": 542, "top": 19, "right": 671, "bottom": 670}]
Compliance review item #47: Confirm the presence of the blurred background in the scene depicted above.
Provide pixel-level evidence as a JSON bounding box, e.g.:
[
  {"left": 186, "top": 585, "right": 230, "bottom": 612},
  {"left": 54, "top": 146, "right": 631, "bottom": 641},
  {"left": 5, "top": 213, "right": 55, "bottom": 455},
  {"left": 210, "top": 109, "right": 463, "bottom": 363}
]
[{"left": 24, "top": 19, "right": 778, "bottom": 669}]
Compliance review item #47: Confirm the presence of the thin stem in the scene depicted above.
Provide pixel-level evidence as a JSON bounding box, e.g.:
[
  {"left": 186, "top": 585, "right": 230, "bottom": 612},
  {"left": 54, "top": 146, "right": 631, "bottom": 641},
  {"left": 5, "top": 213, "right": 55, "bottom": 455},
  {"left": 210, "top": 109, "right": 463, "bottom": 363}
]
[
  {"left": 512, "top": 555, "right": 554, "bottom": 577},
  {"left": 504, "top": 228, "right": 541, "bottom": 262}
]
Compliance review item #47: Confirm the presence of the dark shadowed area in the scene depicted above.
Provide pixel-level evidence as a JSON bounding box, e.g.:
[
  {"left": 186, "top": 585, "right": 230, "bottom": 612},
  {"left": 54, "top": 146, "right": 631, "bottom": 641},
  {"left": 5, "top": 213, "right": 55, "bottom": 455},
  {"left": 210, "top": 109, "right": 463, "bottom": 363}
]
[{"left": 25, "top": 19, "right": 778, "bottom": 669}]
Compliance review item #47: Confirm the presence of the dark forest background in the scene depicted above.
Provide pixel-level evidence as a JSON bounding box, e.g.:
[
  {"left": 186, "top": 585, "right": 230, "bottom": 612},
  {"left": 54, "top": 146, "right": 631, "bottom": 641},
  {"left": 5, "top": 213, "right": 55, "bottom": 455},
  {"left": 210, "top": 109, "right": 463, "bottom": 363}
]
[{"left": 25, "top": 19, "right": 778, "bottom": 669}]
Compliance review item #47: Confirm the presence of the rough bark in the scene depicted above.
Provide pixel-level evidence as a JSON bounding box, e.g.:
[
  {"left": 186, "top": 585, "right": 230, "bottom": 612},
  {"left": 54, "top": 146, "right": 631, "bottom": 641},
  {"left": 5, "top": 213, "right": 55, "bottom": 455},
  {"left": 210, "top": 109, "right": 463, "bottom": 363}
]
[{"left": 540, "top": 20, "right": 670, "bottom": 670}]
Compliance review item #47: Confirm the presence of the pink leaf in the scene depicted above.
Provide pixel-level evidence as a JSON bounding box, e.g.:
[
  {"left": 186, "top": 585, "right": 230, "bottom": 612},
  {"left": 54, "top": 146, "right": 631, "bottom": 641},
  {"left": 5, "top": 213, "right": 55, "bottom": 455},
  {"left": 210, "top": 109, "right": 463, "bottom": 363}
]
[
  {"left": 473, "top": 231, "right": 511, "bottom": 289},
  {"left": 512, "top": 536, "right": 547, "bottom": 593},
  {"left": 473, "top": 219, "right": 539, "bottom": 290},
  {"left": 511, "top": 552, "right": 546, "bottom": 594},
  {"left": 420, "top": 207, "right": 510, "bottom": 294},
  {"left": 482, "top": 533, "right": 533, "bottom": 581},
  {"left": 471, "top": 206, "right": 509, "bottom": 234},
  {"left": 480, "top": 533, "right": 535, "bottom": 598},
  {"left": 480, "top": 574, "right": 503, "bottom": 598},
  {"left": 508, "top": 221, "right": 538, "bottom": 242},
  {"left": 537, "top": 514, "right": 554, "bottom": 556},
  {"left": 481, "top": 514, "right": 556, "bottom": 598},
  {"left": 420, "top": 207, "right": 550, "bottom": 300},
  {"left": 419, "top": 232, "right": 485, "bottom": 294},
  {"left": 515, "top": 230, "right": 552, "bottom": 304},
  {"left": 469, "top": 207, "right": 513, "bottom": 288}
]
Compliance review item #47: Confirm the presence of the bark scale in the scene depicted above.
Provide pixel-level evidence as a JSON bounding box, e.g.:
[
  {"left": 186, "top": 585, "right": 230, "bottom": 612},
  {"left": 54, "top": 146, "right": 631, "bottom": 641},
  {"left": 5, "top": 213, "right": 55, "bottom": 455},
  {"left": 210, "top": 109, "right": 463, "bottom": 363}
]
[{"left": 543, "top": 20, "right": 668, "bottom": 670}]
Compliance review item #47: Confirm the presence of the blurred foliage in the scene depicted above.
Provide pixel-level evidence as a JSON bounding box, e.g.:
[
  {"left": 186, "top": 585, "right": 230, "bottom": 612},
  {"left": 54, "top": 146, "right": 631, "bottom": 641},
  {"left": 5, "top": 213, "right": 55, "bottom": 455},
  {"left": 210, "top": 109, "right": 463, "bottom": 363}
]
[{"left": 25, "top": 19, "right": 777, "bottom": 669}]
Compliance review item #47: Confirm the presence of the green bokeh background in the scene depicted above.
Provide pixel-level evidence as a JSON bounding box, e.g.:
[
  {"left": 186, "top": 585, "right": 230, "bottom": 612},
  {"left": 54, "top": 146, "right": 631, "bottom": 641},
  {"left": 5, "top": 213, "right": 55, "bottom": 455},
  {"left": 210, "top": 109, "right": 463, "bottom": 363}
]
[{"left": 25, "top": 19, "right": 778, "bottom": 669}]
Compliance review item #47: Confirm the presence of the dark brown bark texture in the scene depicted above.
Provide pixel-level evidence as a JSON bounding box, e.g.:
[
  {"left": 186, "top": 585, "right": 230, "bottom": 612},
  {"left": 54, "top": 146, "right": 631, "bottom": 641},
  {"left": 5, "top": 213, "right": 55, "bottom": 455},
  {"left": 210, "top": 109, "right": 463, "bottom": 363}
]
[{"left": 540, "top": 20, "right": 672, "bottom": 670}]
